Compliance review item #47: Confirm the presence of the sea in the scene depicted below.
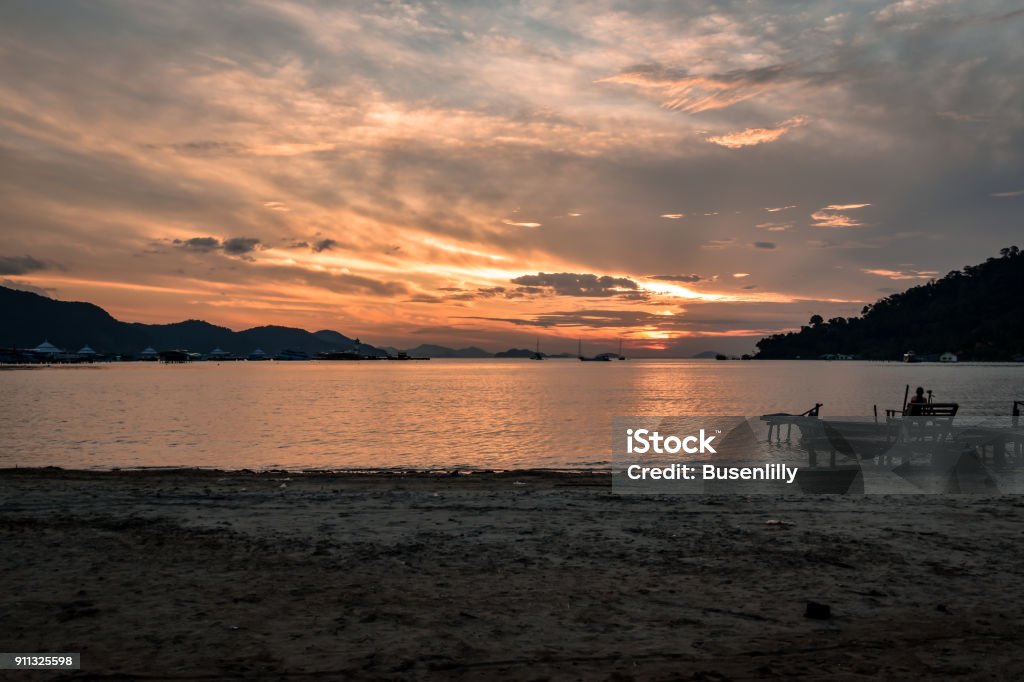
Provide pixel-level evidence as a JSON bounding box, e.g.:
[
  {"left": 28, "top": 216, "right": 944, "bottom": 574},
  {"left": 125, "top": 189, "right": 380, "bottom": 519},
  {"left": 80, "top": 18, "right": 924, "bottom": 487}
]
[{"left": 1, "top": 359, "right": 1022, "bottom": 471}]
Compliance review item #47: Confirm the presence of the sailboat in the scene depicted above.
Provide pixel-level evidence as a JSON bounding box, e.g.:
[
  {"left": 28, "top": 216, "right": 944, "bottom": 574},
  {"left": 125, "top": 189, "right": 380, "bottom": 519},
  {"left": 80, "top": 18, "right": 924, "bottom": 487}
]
[
  {"left": 531, "top": 337, "right": 544, "bottom": 360},
  {"left": 578, "top": 338, "right": 611, "bottom": 362},
  {"left": 618, "top": 338, "right": 626, "bottom": 360}
]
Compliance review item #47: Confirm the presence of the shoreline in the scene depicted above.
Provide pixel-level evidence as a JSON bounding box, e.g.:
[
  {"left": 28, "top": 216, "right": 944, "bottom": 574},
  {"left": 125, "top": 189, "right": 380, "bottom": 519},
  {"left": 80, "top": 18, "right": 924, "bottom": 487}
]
[
  {"left": 3, "top": 467, "right": 1024, "bottom": 678},
  {"left": 0, "top": 466, "right": 613, "bottom": 479}
]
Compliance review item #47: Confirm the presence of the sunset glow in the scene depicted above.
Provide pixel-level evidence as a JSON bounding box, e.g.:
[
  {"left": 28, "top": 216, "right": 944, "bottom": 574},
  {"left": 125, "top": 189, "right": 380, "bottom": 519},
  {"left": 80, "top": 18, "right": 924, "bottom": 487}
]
[{"left": 2, "top": 2, "right": 1022, "bottom": 355}]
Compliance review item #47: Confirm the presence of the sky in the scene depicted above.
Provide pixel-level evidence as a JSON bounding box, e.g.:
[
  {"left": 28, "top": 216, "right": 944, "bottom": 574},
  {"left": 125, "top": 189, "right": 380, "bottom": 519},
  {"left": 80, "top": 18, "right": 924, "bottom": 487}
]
[{"left": 1, "top": 0, "right": 1022, "bottom": 356}]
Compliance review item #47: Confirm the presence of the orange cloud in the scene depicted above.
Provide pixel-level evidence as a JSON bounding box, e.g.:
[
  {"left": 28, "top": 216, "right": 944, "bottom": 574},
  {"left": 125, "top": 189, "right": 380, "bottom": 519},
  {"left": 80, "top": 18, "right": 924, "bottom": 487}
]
[
  {"left": 862, "top": 268, "right": 937, "bottom": 280},
  {"left": 811, "top": 203, "right": 871, "bottom": 227},
  {"left": 706, "top": 117, "right": 808, "bottom": 149}
]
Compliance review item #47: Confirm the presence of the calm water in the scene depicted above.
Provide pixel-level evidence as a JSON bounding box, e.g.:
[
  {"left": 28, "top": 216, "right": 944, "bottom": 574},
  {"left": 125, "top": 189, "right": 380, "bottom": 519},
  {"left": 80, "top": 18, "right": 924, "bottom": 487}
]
[{"left": 1, "top": 359, "right": 1022, "bottom": 471}]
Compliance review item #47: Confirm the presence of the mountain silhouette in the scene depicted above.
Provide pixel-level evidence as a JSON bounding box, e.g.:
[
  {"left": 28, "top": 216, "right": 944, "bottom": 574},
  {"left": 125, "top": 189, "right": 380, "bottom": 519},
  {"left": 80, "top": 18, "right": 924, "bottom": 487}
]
[
  {"left": 756, "top": 246, "right": 1024, "bottom": 360},
  {"left": 402, "top": 344, "right": 492, "bottom": 358},
  {"left": 0, "top": 286, "right": 380, "bottom": 356}
]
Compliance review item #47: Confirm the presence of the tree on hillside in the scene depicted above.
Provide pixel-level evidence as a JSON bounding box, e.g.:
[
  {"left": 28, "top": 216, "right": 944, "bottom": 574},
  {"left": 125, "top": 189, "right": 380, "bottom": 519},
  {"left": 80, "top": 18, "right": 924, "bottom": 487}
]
[{"left": 755, "top": 247, "right": 1024, "bottom": 360}]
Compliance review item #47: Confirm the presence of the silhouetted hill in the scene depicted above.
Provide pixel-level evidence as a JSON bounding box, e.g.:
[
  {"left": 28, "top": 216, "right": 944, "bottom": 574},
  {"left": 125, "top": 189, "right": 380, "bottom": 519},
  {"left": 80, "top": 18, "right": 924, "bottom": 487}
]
[
  {"left": 0, "top": 286, "right": 149, "bottom": 352},
  {"left": 312, "top": 330, "right": 352, "bottom": 346},
  {"left": 494, "top": 348, "right": 538, "bottom": 358},
  {"left": 756, "top": 246, "right": 1024, "bottom": 360},
  {"left": 404, "top": 344, "right": 492, "bottom": 358},
  {"left": 0, "top": 286, "right": 379, "bottom": 356},
  {"left": 691, "top": 350, "right": 723, "bottom": 359}
]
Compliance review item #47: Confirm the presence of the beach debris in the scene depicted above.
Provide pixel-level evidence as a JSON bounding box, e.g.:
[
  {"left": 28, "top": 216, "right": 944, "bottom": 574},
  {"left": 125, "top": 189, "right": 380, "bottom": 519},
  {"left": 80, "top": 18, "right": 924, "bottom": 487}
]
[
  {"left": 804, "top": 601, "right": 831, "bottom": 619},
  {"left": 765, "top": 519, "right": 795, "bottom": 527},
  {"left": 513, "top": 481, "right": 527, "bottom": 486}
]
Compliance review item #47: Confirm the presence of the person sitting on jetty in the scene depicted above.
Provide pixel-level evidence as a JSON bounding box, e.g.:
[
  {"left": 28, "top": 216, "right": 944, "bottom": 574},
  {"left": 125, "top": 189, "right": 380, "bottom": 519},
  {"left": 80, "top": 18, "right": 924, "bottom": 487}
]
[{"left": 907, "top": 386, "right": 928, "bottom": 415}]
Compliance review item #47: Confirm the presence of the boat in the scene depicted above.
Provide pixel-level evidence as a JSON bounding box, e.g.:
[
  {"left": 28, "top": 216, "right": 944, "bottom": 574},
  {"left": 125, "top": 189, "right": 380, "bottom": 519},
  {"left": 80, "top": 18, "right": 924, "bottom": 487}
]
[
  {"left": 531, "top": 338, "right": 544, "bottom": 360},
  {"left": 939, "top": 352, "right": 958, "bottom": 363},
  {"left": 618, "top": 339, "right": 626, "bottom": 360},
  {"left": 578, "top": 339, "right": 611, "bottom": 361},
  {"left": 903, "top": 351, "right": 921, "bottom": 363},
  {"left": 386, "top": 351, "right": 429, "bottom": 361},
  {"left": 318, "top": 348, "right": 365, "bottom": 360}
]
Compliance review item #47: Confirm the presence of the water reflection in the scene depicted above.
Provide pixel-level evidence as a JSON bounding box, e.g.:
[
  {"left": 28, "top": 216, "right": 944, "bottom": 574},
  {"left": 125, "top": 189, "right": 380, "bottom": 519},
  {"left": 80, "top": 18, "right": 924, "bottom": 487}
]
[{"left": 0, "top": 360, "right": 1021, "bottom": 470}]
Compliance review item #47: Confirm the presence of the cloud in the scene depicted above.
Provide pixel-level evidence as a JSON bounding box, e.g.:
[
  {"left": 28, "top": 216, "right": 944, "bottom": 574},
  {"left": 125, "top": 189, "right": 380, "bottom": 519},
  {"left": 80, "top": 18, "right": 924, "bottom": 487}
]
[
  {"left": 811, "top": 203, "right": 871, "bottom": 228},
  {"left": 706, "top": 117, "right": 808, "bottom": 149},
  {"left": 650, "top": 274, "right": 701, "bottom": 283},
  {"left": 1, "top": 1, "right": 1022, "bottom": 350},
  {"left": 222, "top": 237, "right": 262, "bottom": 255},
  {"left": 600, "top": 62, "right": 816, "bottom": 114},
  {"left": 1, "top": 278, "right": 51, "bottom": 296},
  {"left": 175, "top": 237, "right": 221, "bottom": 252},
  {"left": 732, "top": 273, "right": 751, "bottom": 278},
  {"left": 990, "top": 189, "right": 1024, "bottom": 198},
  {"left": 312, "top": 238, "right": 339, "bottom": 253},
  {"left": 753, "top": 242, "right": 776, "bottom": 250},
  {"left": 875, "top": 0, "right": 951, "bottom": 26},
  {"left": 406, "top": 293, "right": 443, "bottom": 303},
  {"left": 510, "top": 272, "right": 640, "bottom": 297},
  {"left": 502, "top": 219, "right": 542, "bottom": 228},
  {"left": 823, "top": 203, "right": 872, "bottom": 211},
  {"left": 659, "top": 213, "right": 684, "bottom": 220},
  {"left": 702, "top": 239, "right": 735, "bottom": 250},
  {"left": 174, "top": 236, "right": 261, "bottom": 254},
  {"left": 0, "top": 255, "right": 47, "bottom": 275},
  {"left": 862, "top": 268, "right": 938, "bottom": 280}
]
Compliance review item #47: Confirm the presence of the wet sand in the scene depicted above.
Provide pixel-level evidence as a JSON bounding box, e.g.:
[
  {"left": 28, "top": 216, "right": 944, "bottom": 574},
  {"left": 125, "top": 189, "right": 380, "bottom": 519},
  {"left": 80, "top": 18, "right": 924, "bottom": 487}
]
[{"left": 1, "top": 468, "right": 1023, "bottom": 680}]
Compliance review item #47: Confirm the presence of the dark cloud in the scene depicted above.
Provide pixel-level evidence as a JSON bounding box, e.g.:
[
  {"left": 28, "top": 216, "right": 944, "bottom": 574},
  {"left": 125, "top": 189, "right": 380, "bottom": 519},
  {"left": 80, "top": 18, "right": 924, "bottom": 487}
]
[
  {"left": 173, "top": 236, "right": 261, "bottom": 255},
  {"left": 753, "top": 242, "right": 777, "bottom": 250},
  {"left": 311, "top": 238, "right": 339, "bottom": 253},
  {"left": 462, "top": 309, "right": 666, "bottom": 329},
  {"left": 406, "top": 294, "right": 443, "bottom": 303},
  {"left": 651, "top": 274, "right": 701, "bottom": 283},
  {"left": 175, "top": 237, "right": 221, "bottom": 252},
  {"left": 0, "top": 255, "right": 46, "bottom": 275},
  {"left": 510, "top": 272, "right": 639, "bottom": 297},
  {"left": 222, "top": 237, "right": 261, "bottom": 255},
  {"left": 602, "top": 61, "right": 829, "bottom": 113}
]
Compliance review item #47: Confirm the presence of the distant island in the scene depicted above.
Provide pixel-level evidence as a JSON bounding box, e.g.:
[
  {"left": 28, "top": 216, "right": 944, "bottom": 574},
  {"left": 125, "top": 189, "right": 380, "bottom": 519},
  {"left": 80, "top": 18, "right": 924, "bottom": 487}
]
[
  {"left": 494, "top": 348, "right": 540, "bottom": 358},
  {"left": 755, "top": 246, "right": 1024, "bottom": 361},
  {"left": 0, "top": 285, "right": 537, "bottom": 360},
  {"left": 400, "top": 344, "right": 492, "bottom": 359},
  {"left": 0, "top": 285, "right": 384, "bottom": 357}
]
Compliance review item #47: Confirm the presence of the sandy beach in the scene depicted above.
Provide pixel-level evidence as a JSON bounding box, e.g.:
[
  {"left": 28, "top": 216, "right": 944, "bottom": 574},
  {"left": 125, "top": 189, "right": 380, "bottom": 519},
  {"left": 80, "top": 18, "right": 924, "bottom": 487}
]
[{"left": 2, "top": 468, "right": 1023, "bottom": 680}]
